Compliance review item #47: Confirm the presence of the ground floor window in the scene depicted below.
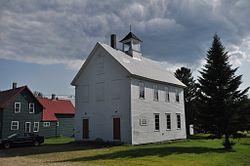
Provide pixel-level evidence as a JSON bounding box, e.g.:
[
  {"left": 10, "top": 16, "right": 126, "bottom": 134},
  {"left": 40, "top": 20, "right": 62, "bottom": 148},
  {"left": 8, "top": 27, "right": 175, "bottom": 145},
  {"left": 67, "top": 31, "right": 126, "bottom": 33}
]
[
  {"left": 11, "top": 121, "right": 19, "bottom": 130},
  {"left": 176, "top": 113, "right": 181, "bottom": 129},
  {"left": 43, "top": 122, "right": 50, "bottom": 127},
  {"left": 25, "top": 122, "right": 31, "bottom": 133},
  {"left": 56, "top": 122, "right": 60, "bottom": 127},
  {"left": 166, "top": 113, "right": 171, "bottom": 130},
  {"left": 154, "top": 113, "right": 160, "bottom": 131},
  {"left": 33, "top": 122, "right": 39, "bottom": 132}
]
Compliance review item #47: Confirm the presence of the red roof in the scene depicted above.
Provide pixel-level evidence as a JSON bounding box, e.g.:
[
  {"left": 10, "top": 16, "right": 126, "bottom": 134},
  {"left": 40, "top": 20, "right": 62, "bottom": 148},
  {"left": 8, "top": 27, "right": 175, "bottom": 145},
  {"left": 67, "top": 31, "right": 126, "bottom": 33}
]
[
  {"left": 37, "top": 98, "right": 75, "bottom": 121},
  {"left": 0, "top": 86, "right": 43, "bottom": 109}
]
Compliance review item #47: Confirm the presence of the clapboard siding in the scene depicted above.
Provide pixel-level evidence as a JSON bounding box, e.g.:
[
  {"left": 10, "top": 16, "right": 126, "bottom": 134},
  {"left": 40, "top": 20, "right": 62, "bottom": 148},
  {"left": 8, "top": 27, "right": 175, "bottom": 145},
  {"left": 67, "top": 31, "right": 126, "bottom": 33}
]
[
  {"left": 57, "top": 114, "right": 74, "bottom": 137},
  {"left": 0, "top": 88, "right": 75, "bottom": 139},
  {"left": 131, "top": 78, "right": 186, "bottom": 145},
  {"left": 1, "top": 90, "right": 43, "bottom": 139}
]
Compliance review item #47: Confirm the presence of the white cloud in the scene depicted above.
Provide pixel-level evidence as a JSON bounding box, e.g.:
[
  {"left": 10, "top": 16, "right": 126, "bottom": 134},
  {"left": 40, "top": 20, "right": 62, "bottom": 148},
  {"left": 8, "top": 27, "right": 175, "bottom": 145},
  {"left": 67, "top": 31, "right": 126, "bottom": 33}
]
[{"left": 0, "top": 0, "right": 250, "bottom": 71}]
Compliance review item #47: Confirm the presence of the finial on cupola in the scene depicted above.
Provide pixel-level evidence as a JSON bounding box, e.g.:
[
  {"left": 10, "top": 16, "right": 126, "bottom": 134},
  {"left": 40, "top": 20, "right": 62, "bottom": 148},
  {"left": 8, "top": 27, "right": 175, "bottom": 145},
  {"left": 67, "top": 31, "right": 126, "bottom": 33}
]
[{"left": 119, "top": 29, "right": 143, "bottom": 60}]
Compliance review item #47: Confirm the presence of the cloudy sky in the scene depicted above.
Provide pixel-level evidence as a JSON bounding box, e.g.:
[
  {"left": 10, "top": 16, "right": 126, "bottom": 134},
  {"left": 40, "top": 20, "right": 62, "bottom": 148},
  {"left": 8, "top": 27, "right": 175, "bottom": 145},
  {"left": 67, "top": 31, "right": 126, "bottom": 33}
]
[{"left": 0, "top": 0, "right": 249, "bottom": 97}]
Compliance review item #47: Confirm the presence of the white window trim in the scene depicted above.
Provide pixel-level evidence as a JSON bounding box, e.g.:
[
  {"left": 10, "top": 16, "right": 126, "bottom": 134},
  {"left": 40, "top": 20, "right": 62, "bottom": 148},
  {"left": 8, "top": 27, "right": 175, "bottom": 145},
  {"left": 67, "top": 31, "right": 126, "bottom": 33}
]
[
  {"left": 153, "top": 85, "right": 159, "bottom": 101},
  {"left": 43, "top": 122, "right": 50, "bottom": 127},
  {"left": 11, "top": 121, "right": 19, "bottom": 130},
  {"left": 29, "top": 103, "right": 35, "bottom": 114},
  {"left": 176, "top": 113, "right": 181, "bottom": 130},
  {"left": 165, "top": 113, "right": 171, "bottom": 131},
  {"left": 139, "top": 118, "right": 147, "bottom": 126},
  {"left": 154, "top": 113, "right": 160, "bottom": 132},
  {"left": 175, "top": 89, "right": 180, "bottom": 103},
  {"left": 165, "top": 87, "right": 170, "bottom": 102},
  {"left": 56, "top": 122, "right": 60, "bottom": 127},
  {"left": 33, "top": 122, "right": 39, "bottom": 132},
  {"left": 25, "top": 122, "right": 31, "bottom": 133},
  {"left": 14, "top": 102, "right": 21, "bottom": 113},
  {"left": 139, "top": 81, "right": 145, "bottom": 99}
]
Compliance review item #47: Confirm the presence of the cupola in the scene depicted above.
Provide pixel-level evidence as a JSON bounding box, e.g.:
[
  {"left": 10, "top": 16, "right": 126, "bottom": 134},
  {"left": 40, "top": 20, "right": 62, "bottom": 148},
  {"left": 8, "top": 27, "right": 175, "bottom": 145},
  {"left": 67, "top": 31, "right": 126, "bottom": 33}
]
[{"left": 119, "top": 32, "right": 143, "bottom": 60}]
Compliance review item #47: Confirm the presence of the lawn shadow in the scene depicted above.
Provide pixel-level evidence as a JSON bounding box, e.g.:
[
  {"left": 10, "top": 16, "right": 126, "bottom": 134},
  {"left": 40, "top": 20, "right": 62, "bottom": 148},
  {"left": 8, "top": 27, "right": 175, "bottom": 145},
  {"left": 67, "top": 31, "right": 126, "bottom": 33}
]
[
  {"left": 55, "top": 146, "right": 233, "bottom": 163},
  {"left": 0, "top": 142, "right": 112, "bottom": 157}
]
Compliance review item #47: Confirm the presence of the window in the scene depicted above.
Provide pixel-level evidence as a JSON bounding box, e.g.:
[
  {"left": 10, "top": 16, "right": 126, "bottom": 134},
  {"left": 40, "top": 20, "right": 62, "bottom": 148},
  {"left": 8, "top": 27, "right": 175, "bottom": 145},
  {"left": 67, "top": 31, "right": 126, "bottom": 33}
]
[
  {"left": 139, "top": 82, "right": 145, "bottom": 99},
  {"left": 11, "top": 121, "right": 19, "bottom": 130},
  {"left": 95, "top": 82, "right": 104, "bottom": 102},
  {"left": 56, "top": 122, "right": 60, "bottom": 127},
  {"left": 175, "top": 89, "right": 180, "bottom": 102},
  {"left": 166, "top": 113, "right": 171, "bottom": 130},
  {"left": 154, "top": 113, "right": 160, "bottom": 131},
  {"left": 33, "top": 122, "right": 39, "bottom": 132},
  {"left": 14, "top": 102, "right": 21, "bottom": 113},
  {"left": 140, "top": 118, "right": 147, "bottom": 126},
  {"left": 82, "top": 85, "right": 89, "bottom": 102},
  {"left": 112, "top": 80, "right": 120, "bottom": 100},
  {"left": 43, "top": 122, "right": 50, "bottom": 127},
  {"left": 176, "top": 113, "right": 181, "bottom": 129},
  {"left": 165, "top": 87, "right": 170, "bottom": 102},
  {"left": 153, "top": 85, "right": 158, "bottom": 101},
  {"left": 29, "top": 103, "right": 35, "bottom": 113},
  {"left": 25, "top": 122, "right": 31, "bottom": 133}
]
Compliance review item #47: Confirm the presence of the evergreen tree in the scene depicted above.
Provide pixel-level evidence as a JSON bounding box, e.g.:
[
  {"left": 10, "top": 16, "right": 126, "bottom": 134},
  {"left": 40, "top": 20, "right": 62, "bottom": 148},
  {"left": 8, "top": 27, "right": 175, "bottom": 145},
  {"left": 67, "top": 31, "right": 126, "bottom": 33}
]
[
  {"left": 175, "top": 67, "right": 197, "bottom": 136},
  {"left": 197, "top": 34, "right": 249, "bottom": 149}
]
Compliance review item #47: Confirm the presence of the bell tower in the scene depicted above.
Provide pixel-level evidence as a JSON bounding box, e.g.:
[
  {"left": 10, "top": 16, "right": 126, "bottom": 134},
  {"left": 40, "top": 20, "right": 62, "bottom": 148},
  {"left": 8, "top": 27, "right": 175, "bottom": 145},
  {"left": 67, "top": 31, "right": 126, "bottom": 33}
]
[{"left": 119, "top": 31, "right": 143, "bottom": 60}]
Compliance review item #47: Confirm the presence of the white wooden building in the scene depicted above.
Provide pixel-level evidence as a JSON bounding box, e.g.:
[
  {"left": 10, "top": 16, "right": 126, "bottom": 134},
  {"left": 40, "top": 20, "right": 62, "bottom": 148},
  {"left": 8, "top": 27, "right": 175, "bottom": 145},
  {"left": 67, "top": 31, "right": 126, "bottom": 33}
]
[{"left": 71, "top": 32, "right": 186, "bottom": 145}]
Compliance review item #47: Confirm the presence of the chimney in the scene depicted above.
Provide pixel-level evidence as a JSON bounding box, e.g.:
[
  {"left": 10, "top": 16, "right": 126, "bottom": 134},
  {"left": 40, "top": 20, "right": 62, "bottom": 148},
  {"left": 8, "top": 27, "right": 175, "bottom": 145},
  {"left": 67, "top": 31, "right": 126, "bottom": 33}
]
[
  {"left": 51, "top": 94, "right": 56, "bottom": 100},
  {"left": 111, "top": 34, "right": 116, "bottom": 49},
  {"left": 12, "top": 82, "right": 17, "bottom": 89}
]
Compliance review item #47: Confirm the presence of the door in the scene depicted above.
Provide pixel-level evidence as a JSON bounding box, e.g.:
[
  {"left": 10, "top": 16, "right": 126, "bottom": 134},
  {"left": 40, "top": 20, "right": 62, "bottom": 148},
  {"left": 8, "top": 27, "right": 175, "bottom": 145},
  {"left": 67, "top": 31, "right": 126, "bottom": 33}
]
[
  {"left": 113, "top": 117, "right": 120, "bottom": 140},
  {"left": 82, "top": 119, "right": 89, "bottom": 139},
  {"left": 25, "top": 122, "right": 31, "bottom": 133}
]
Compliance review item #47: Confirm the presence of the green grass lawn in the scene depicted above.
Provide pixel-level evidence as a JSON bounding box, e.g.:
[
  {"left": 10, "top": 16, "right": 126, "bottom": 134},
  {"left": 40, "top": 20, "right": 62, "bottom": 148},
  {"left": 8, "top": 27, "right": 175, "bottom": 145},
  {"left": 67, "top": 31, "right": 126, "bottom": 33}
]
[
  {"left": 2, "top": 136, "right": 250, "bottom": 166},
  {"left": 43, "top": 136, "right": 74, "bottom": 145}
]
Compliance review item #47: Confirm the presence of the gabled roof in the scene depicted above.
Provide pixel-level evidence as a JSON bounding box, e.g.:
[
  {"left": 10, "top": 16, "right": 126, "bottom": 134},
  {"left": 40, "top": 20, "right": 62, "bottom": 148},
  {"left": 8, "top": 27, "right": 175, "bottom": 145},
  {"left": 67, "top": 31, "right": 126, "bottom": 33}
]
[
  {"left": 71, "top": 42, "right": 186, "bottom": 88},
  {"left": 38, "top": 98, "right": 75, "bottom": 121},
  {"left": 0, "top": 86, "right": 43, "bottom": 109},
  {"left": 119, "top": 32, "right": 143, "bottom": 43}
]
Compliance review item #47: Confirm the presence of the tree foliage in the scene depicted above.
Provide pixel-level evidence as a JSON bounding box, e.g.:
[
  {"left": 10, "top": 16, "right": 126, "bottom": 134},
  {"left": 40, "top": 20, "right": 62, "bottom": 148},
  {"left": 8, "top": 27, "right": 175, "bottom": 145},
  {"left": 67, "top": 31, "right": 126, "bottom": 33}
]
[
  {"left": 197, "top": 34, "right": 249, "bottom": 149},
  {"left": 175, "top": 67, "right": 197, "bottom": 136}
]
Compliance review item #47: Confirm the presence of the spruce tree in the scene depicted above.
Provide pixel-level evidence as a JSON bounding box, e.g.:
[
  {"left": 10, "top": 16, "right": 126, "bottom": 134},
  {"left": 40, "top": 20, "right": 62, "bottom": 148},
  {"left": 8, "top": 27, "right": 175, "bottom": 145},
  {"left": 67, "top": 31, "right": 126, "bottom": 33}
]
[
  {"left": 197, "top": 34, "right": 249, "bottom": 149},
  {"left": 175, "top": 67, "right": 197, "bottom": 136}
]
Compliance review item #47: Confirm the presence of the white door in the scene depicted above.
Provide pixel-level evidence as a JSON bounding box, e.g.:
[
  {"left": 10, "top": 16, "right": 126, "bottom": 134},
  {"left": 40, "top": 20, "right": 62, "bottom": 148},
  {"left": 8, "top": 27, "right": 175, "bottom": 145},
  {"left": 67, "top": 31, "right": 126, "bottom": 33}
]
[{"left": 25, "top": 122, "right": 31, "bottom": 133}]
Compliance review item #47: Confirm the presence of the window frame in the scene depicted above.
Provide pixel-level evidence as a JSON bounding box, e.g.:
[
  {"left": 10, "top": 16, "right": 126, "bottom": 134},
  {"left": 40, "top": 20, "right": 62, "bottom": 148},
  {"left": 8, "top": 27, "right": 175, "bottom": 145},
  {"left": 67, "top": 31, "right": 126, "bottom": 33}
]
[
  {"left": 56, "top": 122, "right": 60, "bottom": 127},
  {"left": 153, "top": 84, "right": 159, "bottom": 101},
  {"left": 165, "top": 87, "right": 170, "bottom": 102},
  {"left": 154, "top": 113, "right": 160, "bottom": 131},
  {"left": 25, "top": 122, "right": 31, "bottom": 133},
  {"left": 139, "top": 81, "right": 145, "bottom": 99},
  {"left": 166, "top": 113, "right": 171, "bottom": 130},
  {"left": 176, "top": 113, "right": 181, "bottom": 130},
  {"left": 175, "top": 89, "right": 180, "bottom": 103},
  {"left": 11, "top": 121, "right": 19, "bottom": 130},
  {"left": 43, "top": 122, "right": 50, "bottom": 127},
  {"left": 29, "top": 103, "right": 35, "bottom": 114},
  {"left": 33, "top": 122, "right": 39, "bottom": 132},
  {"left": 14, "top": 102, "right": 21, "bottom": 113}
]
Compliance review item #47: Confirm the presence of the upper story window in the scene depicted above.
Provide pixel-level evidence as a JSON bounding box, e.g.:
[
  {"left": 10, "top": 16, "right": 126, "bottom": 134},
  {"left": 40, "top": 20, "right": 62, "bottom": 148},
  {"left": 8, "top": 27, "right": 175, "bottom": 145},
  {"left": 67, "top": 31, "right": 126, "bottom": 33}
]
[
  {"left": 175, "top": 89, "right": 180, "bottom": 103},
  {"left": 139, "top": 82, "right": 145, "bottom": 99},
  {"left": 154, "top": 113, "right": 160, "bottom": 131},
  {"left": 176, "top": 113, "right": 181, "bottom": 129},
  {"left": 14, "top": 102, "right": 21, "bottom": 113},
  {"left": 166, "top": 113, "right": 171, "bottom": 130},
  {"left": 11, "top": 121, "right": 19, "bottom": 130},
  {"left": 153, "top": 84, "right": 158, "bottom": 101},
  {"left": 165, "top": 87, "right": 170, "bottom": 102},
  {"left": 29, "top": 103, "right": 35, "bottom": 113}
]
